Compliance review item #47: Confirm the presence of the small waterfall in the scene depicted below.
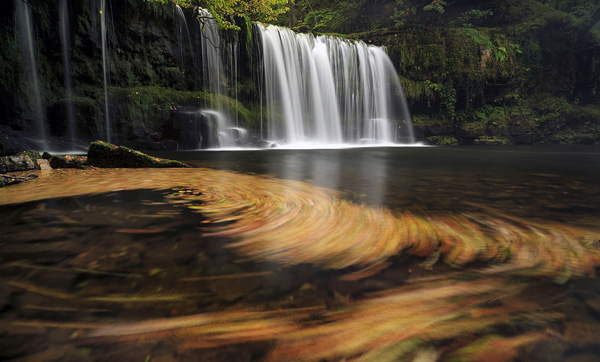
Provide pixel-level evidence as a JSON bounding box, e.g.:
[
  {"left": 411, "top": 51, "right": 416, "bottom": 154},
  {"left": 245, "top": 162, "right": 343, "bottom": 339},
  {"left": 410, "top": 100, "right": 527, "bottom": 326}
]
[
  {"left": 15, "top": 0, "right": 48, "bottom": 149},
  {"left": 200, "top": 110, "right": 230, "bottom": 148},
  {"left": 100, "top": 0, "right": 111, "bottom": 142},
  {"left": 229, "top": 41, "right": 239, "bottom": 126},
  {"left": 175, "top": 5, "right": 195, "bottom": 80},
  {"left": 255, "top": 24, "right": 415, "bottom": 146},
  {"left": 197, "top": 8, "right": 232, "bottom": 132},
  {"left": 59, "top": 0, "right": 76, "bottom": 147}
]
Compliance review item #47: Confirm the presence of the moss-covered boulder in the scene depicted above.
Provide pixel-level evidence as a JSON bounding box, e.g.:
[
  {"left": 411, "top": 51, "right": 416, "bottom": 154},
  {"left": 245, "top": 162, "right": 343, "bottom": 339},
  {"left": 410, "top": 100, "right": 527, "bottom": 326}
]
[
  {"left": 18, "top": 150, "right": 41, "bottom": 161},
  {"left": 49, "top": 155, "right": 91, "bottom": 170},
  {"left": 87, "top": 141, "right": 190, "bottom": 168}
]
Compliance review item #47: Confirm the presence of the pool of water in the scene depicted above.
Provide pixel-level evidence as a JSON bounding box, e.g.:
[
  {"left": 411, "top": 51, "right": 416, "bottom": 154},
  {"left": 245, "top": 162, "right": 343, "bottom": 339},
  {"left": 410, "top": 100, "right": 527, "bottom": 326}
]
[{"left": 0, "top": 146, "right": 599, "bottom": 361}]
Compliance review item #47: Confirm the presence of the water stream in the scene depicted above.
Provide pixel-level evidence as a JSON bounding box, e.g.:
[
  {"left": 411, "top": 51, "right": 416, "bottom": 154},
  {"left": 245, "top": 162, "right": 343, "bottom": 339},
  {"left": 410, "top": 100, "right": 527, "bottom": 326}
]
[
  {"left": 14, "top": 0, "right": 48, "bottom": 149},
  {"left": 100, "top": 0, "right": 111, "bottom": 143},
  {"left": 59, "top": 0, "right": 76, "bottom": 148},
  {"left": 175, "top": 5, "right": 195, "bottom": 80}
]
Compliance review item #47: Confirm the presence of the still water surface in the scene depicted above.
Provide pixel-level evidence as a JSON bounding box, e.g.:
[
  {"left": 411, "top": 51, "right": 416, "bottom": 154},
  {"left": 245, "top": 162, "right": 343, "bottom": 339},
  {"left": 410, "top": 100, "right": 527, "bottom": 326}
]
[{"left": 0, "top": 146, "right": 599, "bottom": 361}]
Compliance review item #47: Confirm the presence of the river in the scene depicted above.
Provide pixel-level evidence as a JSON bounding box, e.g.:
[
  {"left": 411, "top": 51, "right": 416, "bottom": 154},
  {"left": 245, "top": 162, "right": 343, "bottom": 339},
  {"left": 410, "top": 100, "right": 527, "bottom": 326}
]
[{"left": 1, "top": 145, "right": 599, "bottom": 361}]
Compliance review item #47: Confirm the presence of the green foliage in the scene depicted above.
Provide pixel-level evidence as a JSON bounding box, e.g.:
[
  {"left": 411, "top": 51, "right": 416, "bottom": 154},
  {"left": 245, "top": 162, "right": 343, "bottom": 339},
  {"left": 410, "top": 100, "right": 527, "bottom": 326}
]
[
  {"left": 426, "top": 135, "right": 458, "bottom": 145},
  {"left": 460, "top": 28, "right": 493, "bottom": 48},
  {"left": 493, "top": 46, "right": 507, "bottom": 62},
  {"left": 0, "top": 32, "right": 23, "bottom": 94},
  {"left": 453, "top": 9, "right": 494, "bottom": 28},
  {"left": 294, "top": 0, "right": 361, "bottom": 33},
  {"left": 423, "top": 0, "right": 447, "bottom": 14},
  {"left": 392, "top": 0, "right": 417, "bottom": 29},
  {"left": 143, "top": 0, "right": 290, "bottom": 30}
]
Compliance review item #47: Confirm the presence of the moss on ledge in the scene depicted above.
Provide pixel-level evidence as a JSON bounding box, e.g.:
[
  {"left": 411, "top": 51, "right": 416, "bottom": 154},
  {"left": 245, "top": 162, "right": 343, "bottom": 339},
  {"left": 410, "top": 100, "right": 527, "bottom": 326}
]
[{"left": 87, "top": 141, "right": 190, "bottom": 168}]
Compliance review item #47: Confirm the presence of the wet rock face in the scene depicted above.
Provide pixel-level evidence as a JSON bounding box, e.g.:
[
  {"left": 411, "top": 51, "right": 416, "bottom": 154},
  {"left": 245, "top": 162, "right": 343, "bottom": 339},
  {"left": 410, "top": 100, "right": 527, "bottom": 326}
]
[
  {"left": 0, "top": 126, "right": 40, "bottom": 157},
  {"left": 0, "top": 155, "right": 35, "bottom": 174},
  {"left": 169, "top": 110, "right": 220, "bottom": 149},
  {"left": 574, "top": 47, "right": 600, "bottom": 103}
]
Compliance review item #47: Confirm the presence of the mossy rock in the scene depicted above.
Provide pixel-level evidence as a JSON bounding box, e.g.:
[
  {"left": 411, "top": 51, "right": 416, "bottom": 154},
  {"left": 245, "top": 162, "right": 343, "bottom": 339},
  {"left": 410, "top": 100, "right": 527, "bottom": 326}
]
[
  {"left": 18, "top": 150, "right": 41, "bottom": 161},
  {"left": 0, "top": 155, "right": 35, "bottom": 173},
  {"left": 87, "top": 141, "right": 190, "bottom": 168},
  {"left": 49, "top": 155, "right": 91, "bottom": 170}
]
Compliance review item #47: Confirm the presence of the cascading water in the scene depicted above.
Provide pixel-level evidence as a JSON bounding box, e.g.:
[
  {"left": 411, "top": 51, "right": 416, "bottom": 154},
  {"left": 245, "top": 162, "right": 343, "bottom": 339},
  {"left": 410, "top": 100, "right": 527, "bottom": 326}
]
[
  {"left": 15, "top": 0, "right": 48, "bottom": 149},
  {"left": 196, "top": 8, "right": 233, "bottom": 139},
  {"left": 100, "top": 0, "right": 111, "bottom": 143},
  {"left": 59, "top": 0, "right": 76, "bottom": 148},
  {"left": 312, "top": 42, "right": 343, "bottom": 143},
  {"left": 228, "top": 41, "right": 239, "bottom": 126},
  {"left": 255, "top": 24, "right": 415, "bottom": 146},
  {"left": 175, "top": 5, "right": 196, "bottom": 80}
]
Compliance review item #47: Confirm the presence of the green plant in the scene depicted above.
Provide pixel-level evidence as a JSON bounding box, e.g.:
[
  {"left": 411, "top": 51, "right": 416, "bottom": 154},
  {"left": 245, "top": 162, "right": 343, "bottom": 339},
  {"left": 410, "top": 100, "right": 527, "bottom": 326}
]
[
  {"left": 454, "top": 9, "right": 494, "bottom": 28},
  {"left": 423, "top": 0, "right": 448, "bottom": 14}
]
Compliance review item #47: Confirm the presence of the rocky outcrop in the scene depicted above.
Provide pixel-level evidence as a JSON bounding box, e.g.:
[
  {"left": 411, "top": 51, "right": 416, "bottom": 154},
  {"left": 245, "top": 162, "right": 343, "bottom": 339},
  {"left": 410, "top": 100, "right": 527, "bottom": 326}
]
[
  {"left": 0, "top": 155, "right": 35, "bottom": 173},
  {"left": 87, "top": 140, "right": 190, "bottom": 168}
]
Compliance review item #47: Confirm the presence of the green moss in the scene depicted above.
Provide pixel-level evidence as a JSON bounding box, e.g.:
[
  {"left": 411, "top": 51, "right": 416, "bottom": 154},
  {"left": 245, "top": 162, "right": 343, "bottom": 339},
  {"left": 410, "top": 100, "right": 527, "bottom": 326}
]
[
  {"left": 474, "top": 136, "right": 511, "bottom": 145},
  {"left": 49, "top": 155, "right": 91, "bottom": 170},
  {"left": 18, "top": 150, "right": 42, "bottom": 161},
  {"left": 426, "top": 136, "right": 458, "bottom": 145},
  {"left": 110, "top": 86, "right": 254, "bottom": 133},
  {"left": 87, "top": 140, "right": 190, "bottom": 168}
]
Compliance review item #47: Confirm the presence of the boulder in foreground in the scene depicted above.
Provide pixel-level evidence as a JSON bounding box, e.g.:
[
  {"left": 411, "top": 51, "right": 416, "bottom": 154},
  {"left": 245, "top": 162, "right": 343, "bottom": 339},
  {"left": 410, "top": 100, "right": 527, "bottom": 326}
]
[
  {"left": 0, "top": 155, "right": 35, "bottom": 173},
  {"left": 87, "top": 141, "right": 190, "bottom": 168}
]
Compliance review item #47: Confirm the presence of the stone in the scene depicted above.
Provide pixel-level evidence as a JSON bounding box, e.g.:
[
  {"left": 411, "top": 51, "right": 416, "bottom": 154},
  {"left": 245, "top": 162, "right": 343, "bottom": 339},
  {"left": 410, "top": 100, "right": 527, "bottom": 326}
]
[
  {"left": 18, "top": 150, "right": 41, "bottom": 161},
  {"left": 170, "top": 110, "right": 220, "bottom": 149},
  {"left": 87, "top": 140, "right": 190, "bottom": 168},
  {"left": 49, "top": 155, "right": 90, "bottom": 169},
  {"left": 35, "top": 159, "right": 52, "bottom": 171},
  {"left": 0, "top": 155, "right": 35, "bottom": 173},
  {"left": 0, "top": 173, "right": 37, "bottom": 187}
]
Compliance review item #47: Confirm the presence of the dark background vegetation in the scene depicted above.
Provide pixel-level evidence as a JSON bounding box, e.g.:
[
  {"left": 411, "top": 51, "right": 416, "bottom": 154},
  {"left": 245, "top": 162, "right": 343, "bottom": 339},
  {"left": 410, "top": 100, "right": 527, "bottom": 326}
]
[{"left": 1, "top": 0, "right": 599, "bottom": 147}]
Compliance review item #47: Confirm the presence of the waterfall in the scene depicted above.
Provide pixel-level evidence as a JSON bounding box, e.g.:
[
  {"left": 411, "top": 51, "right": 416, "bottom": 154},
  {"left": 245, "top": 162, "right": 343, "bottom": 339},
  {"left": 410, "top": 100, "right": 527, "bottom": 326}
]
[
  {"left": 59, "top": 0, "right": 76, "bottom": 148},
  {"left": 229, "top": 41, "right": 239, "bottom": 127},
  {"left": 100, "top": 0, "right": 111, "bottom": 143},
  {"left": 15, "top": 0, "right": 48, "bottom": 149},
  {"left": 196, "top": 8, "right": 232, "bottom": 134},
  {"left": 255, "top": 24, "right": 415, "bottom": 146},
  {"left": 175, "top": 5, "right": 195, "bottom": 80}
]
